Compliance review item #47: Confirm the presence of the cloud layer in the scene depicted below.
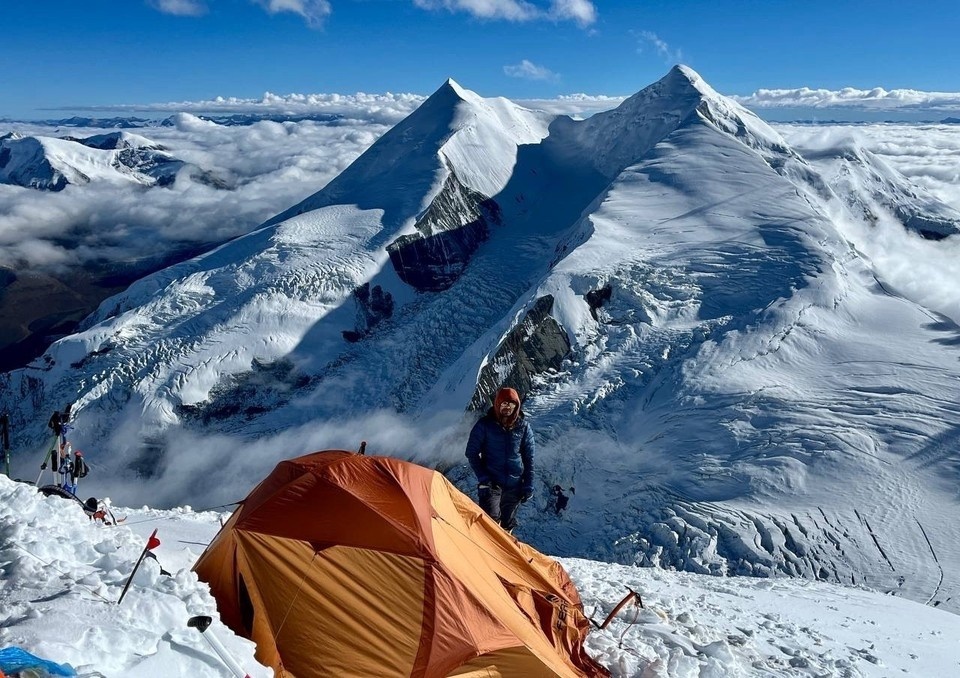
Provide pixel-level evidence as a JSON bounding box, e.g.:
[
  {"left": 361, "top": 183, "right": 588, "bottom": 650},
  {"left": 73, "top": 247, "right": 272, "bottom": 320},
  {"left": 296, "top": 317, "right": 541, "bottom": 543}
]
[
  {"left": 777, "top": 123, "right": 960, "bottom": 327},
  {"left": 0, "top": 114, "right": 393, "bottom": 272},
  {"left": 736, "top": 87, "right": 960, "bottom": 112},
  {"left": 55, "top": 91, "right": 426, "bottom": 124}
]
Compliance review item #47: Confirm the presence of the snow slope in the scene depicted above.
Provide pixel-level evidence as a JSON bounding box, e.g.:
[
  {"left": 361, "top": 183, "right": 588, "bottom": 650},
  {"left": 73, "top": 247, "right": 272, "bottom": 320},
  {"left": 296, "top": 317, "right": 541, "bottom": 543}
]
[
  {"left": 2, "top": 474, "right": 959, "bottom": 677},
  {"left": 2, "top": 67, "right": 959, "bottom": 620}
]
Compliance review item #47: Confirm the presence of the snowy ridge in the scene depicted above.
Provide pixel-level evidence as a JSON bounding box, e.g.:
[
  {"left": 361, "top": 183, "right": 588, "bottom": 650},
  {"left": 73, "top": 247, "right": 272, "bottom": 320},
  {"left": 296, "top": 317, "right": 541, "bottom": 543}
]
[
  {"left": 2, "top": 67, "right": 960, "bottom": 620},
  {"left": 793, "top": 139, "right": 960, "bottom": 239},
  {"left": 0, "top": 130, "right": 214, "bottom": 190},
  {"left": 75, "top": 131, "right": 166, "bottom": 151},
  {"left": 266, "top": 77, "right": 552, "bottom": 227},
  {"left": 560, "top": 66, "right": 791, "bottom": 182}
]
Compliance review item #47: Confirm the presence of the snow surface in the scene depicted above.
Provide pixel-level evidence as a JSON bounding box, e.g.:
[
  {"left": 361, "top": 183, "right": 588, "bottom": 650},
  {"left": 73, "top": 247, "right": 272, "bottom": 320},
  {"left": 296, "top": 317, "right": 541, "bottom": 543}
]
[{"left": 2, "top": 473, "right": 959, "bottom": 678}]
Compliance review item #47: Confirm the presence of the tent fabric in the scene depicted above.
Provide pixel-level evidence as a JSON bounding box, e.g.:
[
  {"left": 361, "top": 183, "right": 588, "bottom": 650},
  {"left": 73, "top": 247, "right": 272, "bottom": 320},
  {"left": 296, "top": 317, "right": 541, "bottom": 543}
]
[{"left": 194, "top": 451, "right": 609, "bottom": 678}]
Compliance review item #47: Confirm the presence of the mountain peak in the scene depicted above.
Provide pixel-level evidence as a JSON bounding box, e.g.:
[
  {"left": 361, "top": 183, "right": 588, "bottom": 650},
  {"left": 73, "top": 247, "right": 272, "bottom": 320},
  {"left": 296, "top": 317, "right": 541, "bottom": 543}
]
[
  {"left": 669, "top": 64, "right": 704, "bottom": 86},
  {"left": 570, "top": 64, "right": 787, "bottom": 180},
  {"left": 422, "top": 78, "right": 474, "bottom": 109},
  {"left": 443, "top": 77, "right": 467, "bottom": 96},
  {"left": 652, "top": 64, "right": 721, "bottom": 103}
]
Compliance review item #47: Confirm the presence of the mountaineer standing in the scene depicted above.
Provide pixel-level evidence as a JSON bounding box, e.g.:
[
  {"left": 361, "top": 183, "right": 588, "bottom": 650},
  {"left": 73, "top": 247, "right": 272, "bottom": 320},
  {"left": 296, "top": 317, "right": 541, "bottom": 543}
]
[{"left": 465, "top": 387, "right": 535, "bottom": 531}]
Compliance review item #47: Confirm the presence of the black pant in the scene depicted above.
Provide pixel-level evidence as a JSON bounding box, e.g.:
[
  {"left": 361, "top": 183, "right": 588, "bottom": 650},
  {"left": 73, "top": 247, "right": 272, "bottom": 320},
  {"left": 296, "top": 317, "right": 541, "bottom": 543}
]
[{"left": 478, "top": 485, "right": 524, "bottom": 531}]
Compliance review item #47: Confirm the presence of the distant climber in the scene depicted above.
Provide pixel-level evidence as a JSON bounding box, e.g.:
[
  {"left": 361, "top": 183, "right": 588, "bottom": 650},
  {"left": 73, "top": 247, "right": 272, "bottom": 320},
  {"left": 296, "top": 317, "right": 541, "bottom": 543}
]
[{"left": 465, "top": 387, "right": 535, "bottom": 531}]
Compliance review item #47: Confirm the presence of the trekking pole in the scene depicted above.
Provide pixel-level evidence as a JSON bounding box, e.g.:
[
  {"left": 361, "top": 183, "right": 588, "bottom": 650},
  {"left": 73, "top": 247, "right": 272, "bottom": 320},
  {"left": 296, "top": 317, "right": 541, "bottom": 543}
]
[
  {"left": 36, "top": 439, "right": 56, "bottom": 486},
  {"left": 1, "top": 413, "right": 10, "bottom": 477},
  {"left": 187, "top": 615, "right": 252, "bottom": 678}
]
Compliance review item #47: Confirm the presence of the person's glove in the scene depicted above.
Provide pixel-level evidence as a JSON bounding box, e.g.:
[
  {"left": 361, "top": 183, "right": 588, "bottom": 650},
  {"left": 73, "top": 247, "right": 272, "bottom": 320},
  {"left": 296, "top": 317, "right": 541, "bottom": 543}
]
[
  {"left": 40, "top": 462, "right": 47, "bottom": 470},
  {"left": 521, "top": 490, "right": 533, "bottom": 503}
]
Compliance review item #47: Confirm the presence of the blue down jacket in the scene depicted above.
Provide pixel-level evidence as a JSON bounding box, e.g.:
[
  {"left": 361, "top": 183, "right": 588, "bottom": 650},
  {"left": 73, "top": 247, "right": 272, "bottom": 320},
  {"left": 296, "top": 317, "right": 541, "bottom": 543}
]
[{"left": 465, "top": 410, "right": 535, "bottom": 493}]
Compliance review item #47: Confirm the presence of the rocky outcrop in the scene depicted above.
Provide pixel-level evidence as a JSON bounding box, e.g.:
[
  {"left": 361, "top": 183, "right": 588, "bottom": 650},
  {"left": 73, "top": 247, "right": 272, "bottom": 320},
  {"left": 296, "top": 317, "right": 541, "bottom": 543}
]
[
  {"left": 387, "top": 169, "right": 501, "bottom": 292},
  {"left": 470, "top": 295, "right": 571, "bottom": 409},
  {"left": 342, "top": 283, "right": 395, "bottom": 342}
]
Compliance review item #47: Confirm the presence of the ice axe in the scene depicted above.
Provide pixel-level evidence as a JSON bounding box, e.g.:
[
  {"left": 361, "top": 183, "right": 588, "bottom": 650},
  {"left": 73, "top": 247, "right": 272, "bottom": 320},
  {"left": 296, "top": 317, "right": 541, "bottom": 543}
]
[
  {"left": 591, "top": 586, "right": 644, "bottom": 630},
  {"left": 187, "top": 615, "right": 252, "bottom": 678}
]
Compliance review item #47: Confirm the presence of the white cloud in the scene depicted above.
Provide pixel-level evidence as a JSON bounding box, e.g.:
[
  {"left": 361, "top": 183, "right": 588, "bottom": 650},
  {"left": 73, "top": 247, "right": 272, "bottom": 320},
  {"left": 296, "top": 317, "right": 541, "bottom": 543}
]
[
  {"left": 414, "top": 0, "right": 596, "bottom": 25},
  {"left": 736, "top": 87, "right": 960, "bottom": 112},
  {"left": 149, "top": 0, "right": 208, "bottom": 16},
  {"left": 252, "top": 0, "right": 332, "bottom": 27},
  {"left": 149, "top": 0, "right": 598, "bottom": 27},
  {"left": 414, "top": 0, "right": 538, "bottom": 21},
  {"left": 59, "top": 91, "right": 427, "bottom": 125},
  {"left": 504, "top": 59, "right": 560, "bottom": 82},
  {"left": 548, "top": 0, "right": 596, "bottom": 26},
  {"left": 636, "top": 30, "right": 683, "bottom": 65}
]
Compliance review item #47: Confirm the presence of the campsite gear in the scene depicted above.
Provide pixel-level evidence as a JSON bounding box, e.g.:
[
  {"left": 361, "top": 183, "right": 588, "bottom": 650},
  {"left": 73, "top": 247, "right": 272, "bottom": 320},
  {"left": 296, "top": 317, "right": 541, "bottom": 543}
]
[
  {"left": 0, "top": 647, "right": 76, "bottom": 677},
  {"left": 194, "top": 450, "right": 608, "bottom": 678},
  {"left": 58, "top": 450, "right": 75, "bottom": 495},
  {"left": 1, "top": 413, "right": 9, "bottom": 478},
  {"left": 81, "top": 496, "right": 119, "bottom": 526},
  {"left": 37, "top": 439, "right": 60, "bottom": 486},
  {"left": 72, "top": 451, "right": 88, "bottom": 478},
  {"left": 117, "top": 529, "right": 161, "bottom": 605},
  {"left": 35, "top": 486, "right": 118, "bottom": 525},
  {"left": 38, "top": 484, "right": 83, "bottom": 503},
  {"left": 38, "top": 407, "right": 72, "bottom": 486},
  {"left": 82, "top": 496, "right": 107, "bottom": 523},
  {"left": 598, "top": 588, "right": 644, "bottom": 630},
  {"left": 71, "top": 450, "right": 88, "bottom": 495},
  {"left": 188, "top": 616, "right": 252, "bottom": 678}
]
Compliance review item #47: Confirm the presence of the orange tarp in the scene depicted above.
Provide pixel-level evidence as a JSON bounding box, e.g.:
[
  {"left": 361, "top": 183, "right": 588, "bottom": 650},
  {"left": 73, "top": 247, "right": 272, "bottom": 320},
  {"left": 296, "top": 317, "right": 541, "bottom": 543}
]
[{"left": 194, "top": 451, "right": 609, "bottom": 678}]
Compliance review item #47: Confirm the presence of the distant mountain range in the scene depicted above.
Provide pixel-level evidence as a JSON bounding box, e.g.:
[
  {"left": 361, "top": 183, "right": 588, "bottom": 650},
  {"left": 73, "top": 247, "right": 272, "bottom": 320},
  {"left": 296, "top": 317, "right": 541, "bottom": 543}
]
[
  {"left": 0, "top": 129, "right": 226, "bottom": 191},
  {"left": 3, "top": 67, "right": 959, "bottom": 614},
  {"left": 5, "top": 112, "right": 960, "bottom": 129},
  {"left": 0, "top": 112, "right": 344, "bottom": 129},
  {"left": 0, "top": 128, "right": 232, "bottom": 371}
]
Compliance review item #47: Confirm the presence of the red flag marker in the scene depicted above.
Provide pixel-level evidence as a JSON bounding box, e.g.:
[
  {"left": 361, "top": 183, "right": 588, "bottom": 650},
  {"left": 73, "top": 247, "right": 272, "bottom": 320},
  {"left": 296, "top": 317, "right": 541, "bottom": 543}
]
[{"left": 117, "top": 529, "right": 160, "bottom": 605}]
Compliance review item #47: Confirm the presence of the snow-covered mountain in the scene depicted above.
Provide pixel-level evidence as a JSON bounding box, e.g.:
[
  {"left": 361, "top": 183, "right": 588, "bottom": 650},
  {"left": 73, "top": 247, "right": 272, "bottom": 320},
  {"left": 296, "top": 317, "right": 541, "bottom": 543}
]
[
  {"left": 788, "top": 139, "right": 960, "bottom": 239},
  {"left": 0, "top": 130, "right": 223, "bottom": 190},
  {"left": 3, "top": 66, "right": 959, "bottom": 618}
]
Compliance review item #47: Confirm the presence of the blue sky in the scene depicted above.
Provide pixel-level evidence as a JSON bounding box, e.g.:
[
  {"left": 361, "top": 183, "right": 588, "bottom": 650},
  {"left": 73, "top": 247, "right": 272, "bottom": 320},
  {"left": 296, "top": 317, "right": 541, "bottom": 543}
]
[{"left": 4, "top": 0, "right": 960, "bottom": 120}]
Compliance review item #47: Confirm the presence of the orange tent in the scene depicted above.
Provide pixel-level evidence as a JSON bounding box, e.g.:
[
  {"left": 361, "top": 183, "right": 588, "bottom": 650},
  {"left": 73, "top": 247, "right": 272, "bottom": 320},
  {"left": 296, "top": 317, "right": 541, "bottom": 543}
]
[{"left": 194, "top": 450, "right": 609, "bottom": 678}]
